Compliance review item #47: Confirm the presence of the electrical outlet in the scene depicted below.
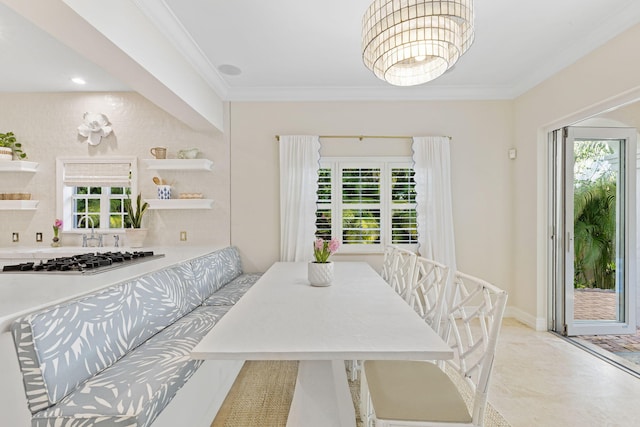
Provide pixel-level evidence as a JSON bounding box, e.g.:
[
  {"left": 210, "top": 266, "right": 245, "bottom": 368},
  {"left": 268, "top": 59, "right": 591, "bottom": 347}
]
[
  {"left": 12, "top": 232, "right": 19, "bottom": 243},
  {"left": 180, "top": 231, "right": 187, "bottom": 241},
  {"left": 36, "top": 232, "right": 43, "bottom": 242}
]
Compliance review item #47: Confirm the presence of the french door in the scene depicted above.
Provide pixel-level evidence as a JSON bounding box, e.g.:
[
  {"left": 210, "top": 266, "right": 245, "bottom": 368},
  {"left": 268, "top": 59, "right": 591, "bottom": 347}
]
[{"left": 550, "top": 126, "right": 636, "bottom": 336}]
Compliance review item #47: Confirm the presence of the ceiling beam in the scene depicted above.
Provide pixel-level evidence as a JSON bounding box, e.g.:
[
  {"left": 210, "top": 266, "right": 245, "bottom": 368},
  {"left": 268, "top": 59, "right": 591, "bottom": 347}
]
[{"left": 0, "top": 0, "right": 224, "bottom": 132}]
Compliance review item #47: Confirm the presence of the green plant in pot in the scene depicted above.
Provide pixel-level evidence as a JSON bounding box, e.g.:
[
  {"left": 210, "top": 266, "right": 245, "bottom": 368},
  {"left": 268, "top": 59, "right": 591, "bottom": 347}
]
[
  {"left": 123, "top": 192, "right": 149, "bottom": 247},
  {"left": 0, "top": 132, "right": 27, "bottom": 160}
]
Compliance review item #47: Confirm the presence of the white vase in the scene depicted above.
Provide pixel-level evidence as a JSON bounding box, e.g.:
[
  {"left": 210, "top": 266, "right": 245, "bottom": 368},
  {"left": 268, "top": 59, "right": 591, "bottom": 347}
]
[
  {"left": 125, "top": 228, "right": 148, "bottom": 248},
  {"left": 308, "top": 261, "right": 334, "bottom": 287}
]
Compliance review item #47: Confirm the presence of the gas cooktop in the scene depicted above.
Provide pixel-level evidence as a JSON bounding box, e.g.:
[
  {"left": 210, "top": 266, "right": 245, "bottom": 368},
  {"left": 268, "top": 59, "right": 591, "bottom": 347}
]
[{"left": 2, "top": 251, "right": 164, "bottom": 275}]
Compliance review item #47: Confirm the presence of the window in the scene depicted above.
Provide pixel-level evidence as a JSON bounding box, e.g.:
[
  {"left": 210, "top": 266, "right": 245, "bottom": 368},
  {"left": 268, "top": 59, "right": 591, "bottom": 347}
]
[
  {"left": 71, "top": 186, "right": 129, "bottom": 230},
  {"left": 316, "top": 158, "right": 417, "bottom": 253},
  {"left": 56, "top": 157, "right": 138, "bottom": 233}
]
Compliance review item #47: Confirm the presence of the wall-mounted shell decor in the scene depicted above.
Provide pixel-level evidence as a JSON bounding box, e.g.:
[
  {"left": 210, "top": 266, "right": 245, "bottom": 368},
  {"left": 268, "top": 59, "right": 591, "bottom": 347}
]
[{"left": 77, "top": 112, "right": 113, "bottom": 146}]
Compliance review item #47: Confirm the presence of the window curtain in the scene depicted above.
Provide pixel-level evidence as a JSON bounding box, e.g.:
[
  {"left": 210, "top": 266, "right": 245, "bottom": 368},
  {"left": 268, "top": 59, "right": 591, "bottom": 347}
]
[
  {"left": 412, "top": 136, "right": 457, "bottom": 284},
  {"left": 279, "top": 135, "right": 321, "bottom": 261}
]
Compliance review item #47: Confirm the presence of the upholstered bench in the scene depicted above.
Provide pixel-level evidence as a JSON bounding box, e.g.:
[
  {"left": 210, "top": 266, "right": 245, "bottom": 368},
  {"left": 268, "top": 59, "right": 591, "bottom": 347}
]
[{"left": 11, "top": 246, "right": 261, "bottom": 427}]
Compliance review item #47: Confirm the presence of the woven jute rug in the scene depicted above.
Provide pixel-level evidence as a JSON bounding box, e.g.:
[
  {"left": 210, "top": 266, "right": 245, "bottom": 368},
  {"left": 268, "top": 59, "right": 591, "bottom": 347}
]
[{"left": 211, "top": 361, "right": 510, "bottom": 427}]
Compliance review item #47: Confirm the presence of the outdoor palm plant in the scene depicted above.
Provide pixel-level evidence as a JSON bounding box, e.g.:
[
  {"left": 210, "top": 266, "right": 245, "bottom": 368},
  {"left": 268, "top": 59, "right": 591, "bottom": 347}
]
[{"left": 573, "top": 181, "right": 616, "bottom": 289}]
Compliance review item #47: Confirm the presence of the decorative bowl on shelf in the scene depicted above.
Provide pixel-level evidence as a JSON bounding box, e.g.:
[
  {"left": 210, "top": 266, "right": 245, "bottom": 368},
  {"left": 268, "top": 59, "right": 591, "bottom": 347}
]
[{"left": 177, "top": 148, "right": 199, "bottom": 159}]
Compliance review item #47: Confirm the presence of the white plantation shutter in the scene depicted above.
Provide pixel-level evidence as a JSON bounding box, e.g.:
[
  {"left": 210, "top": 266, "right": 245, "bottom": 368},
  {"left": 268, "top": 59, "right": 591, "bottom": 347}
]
[
  {"left": 342, "top": 167, "right": 381, "bottom": 245},
  {"left": 315, "top": 158, "right": 417, "bottom": 253},
  {"left": 390, "top": 167, "right": 418, "bottom": 244}
]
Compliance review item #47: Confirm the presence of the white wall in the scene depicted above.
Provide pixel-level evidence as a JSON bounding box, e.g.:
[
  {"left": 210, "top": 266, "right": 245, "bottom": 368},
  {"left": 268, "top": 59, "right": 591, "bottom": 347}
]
[
  {"left": 513, "top": 23, "right": 640, "bottom": 329},
  {"left": 0, "top": 92, "right": 230, "bottom": 248},
  {"left": 230, "top": 101, "right": 515, "bottom": 292}
]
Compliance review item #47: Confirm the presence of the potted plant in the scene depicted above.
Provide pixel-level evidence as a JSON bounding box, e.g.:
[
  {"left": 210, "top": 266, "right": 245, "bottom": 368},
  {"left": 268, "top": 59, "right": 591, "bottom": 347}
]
[
  {"left": 0, "top": 132, "right": 27, "bottom": 160},
  {"left": 308, "top": 237, "right": 340, "bottom": 286},
  {"left": 123, "top": 192, "right": 149, "bottom": 247}
]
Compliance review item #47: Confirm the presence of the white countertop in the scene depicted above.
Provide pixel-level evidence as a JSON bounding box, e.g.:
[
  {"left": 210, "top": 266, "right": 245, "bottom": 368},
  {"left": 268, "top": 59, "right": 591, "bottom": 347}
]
[{"left": 0, "top": 246, "right": 223, "bottom": 332}]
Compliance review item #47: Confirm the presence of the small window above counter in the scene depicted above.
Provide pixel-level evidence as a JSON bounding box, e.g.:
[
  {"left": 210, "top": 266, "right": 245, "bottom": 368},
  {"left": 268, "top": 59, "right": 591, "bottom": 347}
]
[{"left": 142, "top": 159, "right": 213, "bottom": 171}]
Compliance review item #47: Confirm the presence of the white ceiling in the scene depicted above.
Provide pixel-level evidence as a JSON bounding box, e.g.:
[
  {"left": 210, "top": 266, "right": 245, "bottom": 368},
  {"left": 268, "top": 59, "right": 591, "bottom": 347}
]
[
  {"left": 2, "top": 0, "right": 640, "bottom": 101},
  {"left": 0, "top": 2, "right": 128, "bottom": 92}
]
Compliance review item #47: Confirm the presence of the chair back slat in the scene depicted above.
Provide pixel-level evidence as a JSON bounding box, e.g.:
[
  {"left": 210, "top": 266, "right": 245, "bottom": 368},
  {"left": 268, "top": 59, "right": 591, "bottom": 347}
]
[
  {"left": 408, "top": 257, "right": 449, "bottom": 334},
  {"left": 389, "top": 248, "right": 417, "bottom": 300},
  {"left": 380, "top": 244, "right": 398, "bottom": 284},
  {"left": 442, "top": 271, "right": 508, "bottom": 424}
]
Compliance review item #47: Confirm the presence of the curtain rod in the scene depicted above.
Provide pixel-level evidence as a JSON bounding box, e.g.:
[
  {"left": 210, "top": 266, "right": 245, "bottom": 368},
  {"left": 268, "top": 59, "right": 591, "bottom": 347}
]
[{"left": 275, "top": 135, "right": 451, "bottom": 142}]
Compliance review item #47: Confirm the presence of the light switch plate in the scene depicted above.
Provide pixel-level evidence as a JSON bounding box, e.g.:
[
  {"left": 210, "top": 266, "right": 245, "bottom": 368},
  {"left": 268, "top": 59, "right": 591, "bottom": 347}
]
[{"left": 180, "top": 231, "right": 187, "bottom": 241}]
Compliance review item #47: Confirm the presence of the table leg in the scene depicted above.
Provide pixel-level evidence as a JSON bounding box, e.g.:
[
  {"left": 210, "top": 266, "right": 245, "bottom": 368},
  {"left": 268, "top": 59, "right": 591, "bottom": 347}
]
[{"left": 286, "top": 360, "right": 356, "bottom": 427}]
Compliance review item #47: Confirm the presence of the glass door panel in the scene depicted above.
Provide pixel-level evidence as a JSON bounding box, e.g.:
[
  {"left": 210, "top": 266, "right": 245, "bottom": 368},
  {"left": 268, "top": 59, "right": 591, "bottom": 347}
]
[{"left": 564, "top": 127, "right": 636, "bottom": 336}]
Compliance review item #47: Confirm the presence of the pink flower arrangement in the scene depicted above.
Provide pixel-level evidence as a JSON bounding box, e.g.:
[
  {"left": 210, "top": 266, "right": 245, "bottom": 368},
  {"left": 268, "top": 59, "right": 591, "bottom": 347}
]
[
  {"left": 52, "top": 219, "right": 63, "bottom": 239},
  {"left": 313, "top": 237, "right": 340, "bottom": 263}
]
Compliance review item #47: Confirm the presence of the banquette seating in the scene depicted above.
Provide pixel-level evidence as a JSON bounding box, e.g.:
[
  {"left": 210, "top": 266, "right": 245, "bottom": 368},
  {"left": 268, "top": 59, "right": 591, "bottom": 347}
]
[{"left": 11, "top": 246, "right": 261, "bottom": 427}]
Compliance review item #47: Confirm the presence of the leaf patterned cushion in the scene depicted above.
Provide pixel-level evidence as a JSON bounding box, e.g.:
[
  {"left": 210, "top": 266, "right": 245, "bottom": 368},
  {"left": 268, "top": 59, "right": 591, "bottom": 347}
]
[
  {"left": 31, "top": 305, "right": 231, "bottom": 427},
  {"left": 12, "top": 263, "right": 199, "bottom": 414},
  {"left": 202, "top": 273, "right": 262, "bottom": 306},
  {"left": 189, "top": 247, "right": 243, "bottom": 301}
]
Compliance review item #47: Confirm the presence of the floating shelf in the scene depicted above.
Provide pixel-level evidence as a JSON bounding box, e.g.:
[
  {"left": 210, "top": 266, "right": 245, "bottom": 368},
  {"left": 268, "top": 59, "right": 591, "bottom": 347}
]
[
  {"left": 0, "top": 200, "right": 39, "bottom": 210},
  {"left": 143, "top": 159, "right": 213, "bottom": 171},
  {"left": 144, "top": 199, "right": 213, "bottom": 210},
  {"left": 0, "top": 160, "right": 39, "bottom": 172}
]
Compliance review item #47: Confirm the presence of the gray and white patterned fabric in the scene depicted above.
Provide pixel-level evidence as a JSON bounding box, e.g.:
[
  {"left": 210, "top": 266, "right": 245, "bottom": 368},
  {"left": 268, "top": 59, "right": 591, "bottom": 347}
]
[
  {"left": 12, "top": 264, "right": 198, "bottom": 414},
  {"left": 31, "top": 305, "right": 231, "bottom": 427},
  {"left": 189, "top": 246, "right": 243, "bottom": 301},
  {"left": 203, "top": 273, "right": 262, "bottom": 306},
  {"left": 12, "top": 247, "right": 259, "bottom": 426}
]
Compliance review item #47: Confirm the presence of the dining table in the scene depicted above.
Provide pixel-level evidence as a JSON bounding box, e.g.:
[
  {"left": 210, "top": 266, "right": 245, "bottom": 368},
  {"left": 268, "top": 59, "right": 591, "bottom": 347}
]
[{"left": 191, "top": 261, "right": 453, "bottom": 427}]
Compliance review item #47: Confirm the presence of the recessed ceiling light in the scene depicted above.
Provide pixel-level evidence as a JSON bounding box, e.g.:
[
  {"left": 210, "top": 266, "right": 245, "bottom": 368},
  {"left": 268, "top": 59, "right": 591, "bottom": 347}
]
[
  {"left": 71, "top": 77, "right": 86, "bottom": 85},
  {"left": 217, "top": 64, "right": 242, "bottom": 76}
]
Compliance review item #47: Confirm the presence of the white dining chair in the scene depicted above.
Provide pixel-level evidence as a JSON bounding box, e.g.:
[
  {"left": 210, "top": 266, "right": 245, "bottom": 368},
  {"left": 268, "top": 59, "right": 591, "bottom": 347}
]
[
  {"left": 389, "top": 248, "right": 417, "bottom": 300},
  {"left": 380, "top": 244, "right": 398, "bottom": 284},
  {"left": 361, "top": 271, "right": 508, "bottom": 427},
  {"left": 408, "top": 257, "right": 450, "bottom": 335}
]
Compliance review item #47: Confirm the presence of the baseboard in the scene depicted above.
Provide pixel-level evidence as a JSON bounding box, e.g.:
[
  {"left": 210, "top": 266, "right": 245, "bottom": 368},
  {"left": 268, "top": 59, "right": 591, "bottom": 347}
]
[{"left": 505, "top": 306, "right": 546, "bottom": 331}]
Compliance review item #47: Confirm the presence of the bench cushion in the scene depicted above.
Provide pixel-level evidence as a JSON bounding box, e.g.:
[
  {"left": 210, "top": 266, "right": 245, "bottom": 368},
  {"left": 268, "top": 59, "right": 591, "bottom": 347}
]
[
  {"left": 31, "top": 305, "right": 231, "bottom": 427},
  {"left": 189, "top": 247, "right": 244, "bottom": 301},
  {"left": 202, "top": 273, "right": 262, "bottom": 306},
  {"left": 12, "top": 263, "right": 198, "bottom": 414}
]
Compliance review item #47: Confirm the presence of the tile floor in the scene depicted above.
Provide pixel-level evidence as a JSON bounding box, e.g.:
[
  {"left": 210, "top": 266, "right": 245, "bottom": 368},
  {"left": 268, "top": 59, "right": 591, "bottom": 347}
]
[{"left": 490, "top": 319, "right": 640, "bottom": 427}]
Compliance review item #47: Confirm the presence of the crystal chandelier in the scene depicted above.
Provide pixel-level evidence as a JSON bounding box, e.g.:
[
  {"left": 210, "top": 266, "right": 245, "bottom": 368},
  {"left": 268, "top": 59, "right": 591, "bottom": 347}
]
[{"left": 362, "top": 0, "right": 474, "bottom": 86}]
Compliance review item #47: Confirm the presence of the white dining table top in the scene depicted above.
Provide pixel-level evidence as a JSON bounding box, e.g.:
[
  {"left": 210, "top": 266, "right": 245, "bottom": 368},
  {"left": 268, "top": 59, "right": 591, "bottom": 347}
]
[{"left": 191, "top": 261, "right": 452, "bottom": 361}]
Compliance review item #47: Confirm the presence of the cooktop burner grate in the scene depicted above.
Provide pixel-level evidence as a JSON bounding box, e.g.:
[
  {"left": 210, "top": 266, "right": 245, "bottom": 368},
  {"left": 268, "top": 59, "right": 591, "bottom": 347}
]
[{"left": 2, "top": 251, "right": 164, "bottom": 275}]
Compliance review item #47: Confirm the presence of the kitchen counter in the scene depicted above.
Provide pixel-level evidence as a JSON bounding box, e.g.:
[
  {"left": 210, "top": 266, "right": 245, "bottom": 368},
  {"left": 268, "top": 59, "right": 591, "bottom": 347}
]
[{"left": 0, "top": 246, "right": 224, "bottom": 332}]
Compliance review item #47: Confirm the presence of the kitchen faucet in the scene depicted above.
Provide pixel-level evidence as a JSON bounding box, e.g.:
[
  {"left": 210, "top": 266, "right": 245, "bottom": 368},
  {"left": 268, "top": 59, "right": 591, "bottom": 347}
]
[{"left": 79, "top": 216, "right": 103, "bottom": 247}]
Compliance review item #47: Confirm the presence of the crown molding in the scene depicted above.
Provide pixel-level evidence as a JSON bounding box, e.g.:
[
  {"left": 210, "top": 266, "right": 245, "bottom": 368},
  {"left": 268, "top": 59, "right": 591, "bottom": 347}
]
[
  {"left": 132, "top": 0, "right": 230, "bottom": 100},
  {"left": 225, "top": 84, "right": 517, "bottom": 102}
]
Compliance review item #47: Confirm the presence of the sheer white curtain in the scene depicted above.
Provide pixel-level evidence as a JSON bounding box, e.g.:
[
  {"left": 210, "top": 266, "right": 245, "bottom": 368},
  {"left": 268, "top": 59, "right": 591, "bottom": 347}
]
[
  {"left": 412, "top": 136, "right": 457, "bottom": 279},
  {"left": 279, "top": 135, "right": 321, "bottom": 261}
]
